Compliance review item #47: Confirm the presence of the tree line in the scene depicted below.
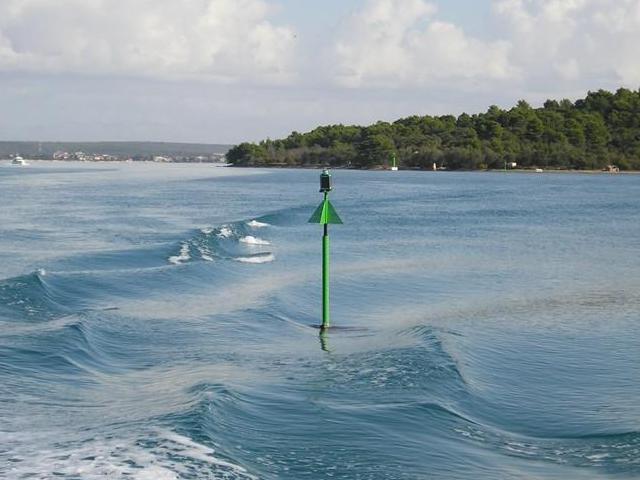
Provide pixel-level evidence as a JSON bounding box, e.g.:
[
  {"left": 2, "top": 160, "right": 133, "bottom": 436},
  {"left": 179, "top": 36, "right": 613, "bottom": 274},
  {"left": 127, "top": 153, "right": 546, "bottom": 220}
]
[{"left": 226, "top": 88, "right": 640, "bottom": 171}]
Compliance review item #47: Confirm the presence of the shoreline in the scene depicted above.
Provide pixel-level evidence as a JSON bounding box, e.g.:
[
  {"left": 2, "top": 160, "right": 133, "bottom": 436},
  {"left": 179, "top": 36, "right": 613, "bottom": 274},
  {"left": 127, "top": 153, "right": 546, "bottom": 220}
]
[
  {"left": 227, "top": 164, "right": 640, "bottom": 174},
  {"left": 4, "top": 159, "right": 638, "bottom": 174}
]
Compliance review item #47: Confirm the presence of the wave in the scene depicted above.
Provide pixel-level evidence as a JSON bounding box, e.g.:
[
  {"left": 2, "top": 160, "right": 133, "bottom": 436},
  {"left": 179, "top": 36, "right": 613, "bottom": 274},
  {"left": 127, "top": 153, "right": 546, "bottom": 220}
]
[
  {"left": 0, "top": 270, "right": 73, "bottom": 323},
  {"left": 389, "top": 324, "right": 640, "bottom": 473},
  {"left": 162, "top": 205, "right": 324, "bottom": 265},
  {"left": 217, "top": 226, "right": 233, "bottom": 238},
  {"left": 452, "top": 422, "right": 640, "bottom": 472},
  {"left": 239, "top": 235, "right": 271, "bottom": 246},
  {"left": 235, "top": 253, "right": 275, "bottom": 264},
  {"left": 168, "top": 242, "right": 191, "bottom": 265},
  {"left": 167, "top": 217, "right": 274, "bottom": 266},
  {"left": 0, "top": 212, "right": 281, "bottom": 327},
  {"left": 247, "top": 219, "right": 269, "bottom": 228},
  {"left": 0, "top": 429, "right": 256, "bottom": 480},
  {"left": 251, "top": 205, "right": 315, "bottom": 227}
]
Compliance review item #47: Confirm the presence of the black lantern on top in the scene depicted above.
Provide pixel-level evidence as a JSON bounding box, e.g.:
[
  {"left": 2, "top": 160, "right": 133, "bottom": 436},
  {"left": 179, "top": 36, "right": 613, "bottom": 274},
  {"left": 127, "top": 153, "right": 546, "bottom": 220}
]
[{"left": 320, "top": 169, "right": 332, "bottom": 193}]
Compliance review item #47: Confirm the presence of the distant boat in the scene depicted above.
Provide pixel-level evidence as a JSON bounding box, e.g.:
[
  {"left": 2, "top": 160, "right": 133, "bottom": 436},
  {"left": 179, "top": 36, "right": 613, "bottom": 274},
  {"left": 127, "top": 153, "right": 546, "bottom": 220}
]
[
  {"left": 535, "top": 168, "right": 543, "bottom": 173},
  {"left": 11, "top": 156, "right": 29, "bottom": 166}
]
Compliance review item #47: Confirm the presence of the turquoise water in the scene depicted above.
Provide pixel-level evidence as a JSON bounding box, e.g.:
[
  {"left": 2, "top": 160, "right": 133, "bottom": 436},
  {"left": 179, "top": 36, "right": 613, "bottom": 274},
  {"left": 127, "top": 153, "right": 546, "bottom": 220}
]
[{"left": 1, "top": 162, "right": 639, "bottom": 479}]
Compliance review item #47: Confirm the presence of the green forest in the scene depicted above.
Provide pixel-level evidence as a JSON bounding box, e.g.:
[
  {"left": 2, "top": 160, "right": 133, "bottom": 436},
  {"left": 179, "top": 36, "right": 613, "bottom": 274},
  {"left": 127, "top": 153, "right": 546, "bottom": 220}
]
[{"left": 227, "top": 88, "right": 640, "bottom": 170}]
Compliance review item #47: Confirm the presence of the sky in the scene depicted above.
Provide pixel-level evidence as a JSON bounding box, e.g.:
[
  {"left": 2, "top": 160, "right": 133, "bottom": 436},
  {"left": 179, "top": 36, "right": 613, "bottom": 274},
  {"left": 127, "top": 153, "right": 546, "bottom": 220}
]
[{"left": 0, "top": 0, "right": 639, "bottom": 144}]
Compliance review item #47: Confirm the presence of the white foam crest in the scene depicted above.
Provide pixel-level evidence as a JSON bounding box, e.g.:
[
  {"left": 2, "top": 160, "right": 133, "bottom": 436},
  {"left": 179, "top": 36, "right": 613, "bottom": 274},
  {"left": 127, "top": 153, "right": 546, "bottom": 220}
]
[
  {"left": 196, "top": 246, "right": 215, "bottom": 262},
  {"left": 239, "top": 236, "right": 271, "bottom": 246},
  {"left": 217, "top": 226, "right": 233, "bottom": 238},
  {"left": 200, "top": 226, "right": 214, "bottom": 235},
  {"left": 235, "top": 253, "right": 275, "bottom": 264},
  {"left": 160, "top": 431, "right": 251, "bottom": 472},
  {"left": 168, "top": 243, "right": 191, "bottom": 265},
  {"left": 247, "top": 220, "right": 269, "bottom": 228},
  {"left": 1, "top": 430, "right": 256, "bottom": 480}
]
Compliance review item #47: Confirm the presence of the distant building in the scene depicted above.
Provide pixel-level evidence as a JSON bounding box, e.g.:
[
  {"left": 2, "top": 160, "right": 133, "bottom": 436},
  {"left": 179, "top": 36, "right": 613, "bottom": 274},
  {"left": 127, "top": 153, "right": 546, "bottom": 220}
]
[{"left": 53, "top": 151, "right": 71, "bottom": 160}]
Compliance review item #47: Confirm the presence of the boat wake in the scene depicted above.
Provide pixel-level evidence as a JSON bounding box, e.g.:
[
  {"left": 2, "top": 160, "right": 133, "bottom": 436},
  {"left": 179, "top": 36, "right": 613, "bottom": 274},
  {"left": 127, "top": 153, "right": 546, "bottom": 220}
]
[
  {"left": 1, "top": 429, "right": 256, "bottom": 480},
  {"left": 167, "top": 218, "right": 274, "bottom": 266}
]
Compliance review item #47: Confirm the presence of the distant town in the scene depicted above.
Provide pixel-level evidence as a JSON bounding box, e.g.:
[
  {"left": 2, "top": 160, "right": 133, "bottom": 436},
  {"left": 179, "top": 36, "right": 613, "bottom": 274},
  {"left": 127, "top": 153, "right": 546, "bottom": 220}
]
[
  {"left": 22, "top": 151, "right": 227, "bottom": 163},
  {"left": 0, "top": 141, "right": 232, "bottom": 163}
]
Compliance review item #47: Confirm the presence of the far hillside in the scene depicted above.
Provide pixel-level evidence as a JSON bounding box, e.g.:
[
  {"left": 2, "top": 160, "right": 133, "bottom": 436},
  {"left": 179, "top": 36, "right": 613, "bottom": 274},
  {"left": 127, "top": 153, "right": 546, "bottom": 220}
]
[
  {"left": 227, "top": 88, "right": 640, "bottom": 171},
  {"left": 0, "top": 141, "right": 232, "bottom": 158}
]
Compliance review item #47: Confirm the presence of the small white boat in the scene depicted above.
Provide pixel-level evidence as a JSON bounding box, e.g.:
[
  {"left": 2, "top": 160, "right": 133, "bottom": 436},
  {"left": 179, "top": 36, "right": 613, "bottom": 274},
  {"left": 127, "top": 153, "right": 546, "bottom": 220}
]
[
  {"left": 11, "top": 156, "right": 29, "bottom": 166},
  {"left": 535, "top": 168, "right": 543, "bottom": 173}
]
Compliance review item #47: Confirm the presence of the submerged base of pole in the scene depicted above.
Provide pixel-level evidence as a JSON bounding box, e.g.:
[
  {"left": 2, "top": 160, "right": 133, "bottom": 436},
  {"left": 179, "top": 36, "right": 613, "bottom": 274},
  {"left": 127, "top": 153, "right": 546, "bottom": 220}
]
[{"left": 310, "top": 324, "right": 368, "bottom": 332}]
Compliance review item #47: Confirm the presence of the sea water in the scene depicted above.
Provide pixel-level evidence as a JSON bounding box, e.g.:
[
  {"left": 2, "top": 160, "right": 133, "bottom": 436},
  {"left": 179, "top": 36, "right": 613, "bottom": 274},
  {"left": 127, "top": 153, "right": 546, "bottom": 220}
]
[{"left": 0, "top": 161, "right": 639, "bottom": 479}]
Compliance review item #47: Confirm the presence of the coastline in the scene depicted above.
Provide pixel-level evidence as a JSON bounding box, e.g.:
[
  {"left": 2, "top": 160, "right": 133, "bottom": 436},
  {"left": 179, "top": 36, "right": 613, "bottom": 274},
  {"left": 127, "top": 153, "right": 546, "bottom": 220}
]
[
  {"left": 227, "top": 164, "right": 640, "bottom": 174},
  {"left": 5, "top": 159, "right": 638, "bottom": 174}
]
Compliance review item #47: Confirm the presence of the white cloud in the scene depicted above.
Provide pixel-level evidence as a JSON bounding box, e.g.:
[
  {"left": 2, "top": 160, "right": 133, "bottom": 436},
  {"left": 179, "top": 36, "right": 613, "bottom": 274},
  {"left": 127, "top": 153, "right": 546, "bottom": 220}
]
[
  {"left": 2, "top": 0, "right": 639, "bottom": 93},
  {"left": 332, "top": 0, "right": 513, "bottom": 87},
  {"left": 332, "top": 0, "right": 640, "bottom": 92},
  {"left": 2, "top": 0, "right": 640, "bottom": 143},
  {"left": 492, "top": 0, "right": 640, "bottom": 87},
  {"left": 0, "top": 0, "right": 297, "bottom": 83}
]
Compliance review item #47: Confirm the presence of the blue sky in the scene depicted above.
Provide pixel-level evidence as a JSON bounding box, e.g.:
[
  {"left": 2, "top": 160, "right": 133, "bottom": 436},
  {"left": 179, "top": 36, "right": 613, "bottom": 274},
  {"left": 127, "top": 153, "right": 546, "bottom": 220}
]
[
  {"left": 275, "top": 0, "right": 492, "bottom": 36},
  {"left": 0, "top": 0, "right": 638, "bottom": 144}
]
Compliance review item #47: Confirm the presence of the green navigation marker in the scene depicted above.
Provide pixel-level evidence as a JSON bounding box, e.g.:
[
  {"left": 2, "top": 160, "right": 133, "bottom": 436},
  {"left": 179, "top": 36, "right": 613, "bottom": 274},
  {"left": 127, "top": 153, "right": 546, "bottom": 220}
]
[
  {"left": 390, "top": 152, "right": 398, "bottom": 171},
  {"left": 308, "top": 169, "right": 342, "bottom": 330}
]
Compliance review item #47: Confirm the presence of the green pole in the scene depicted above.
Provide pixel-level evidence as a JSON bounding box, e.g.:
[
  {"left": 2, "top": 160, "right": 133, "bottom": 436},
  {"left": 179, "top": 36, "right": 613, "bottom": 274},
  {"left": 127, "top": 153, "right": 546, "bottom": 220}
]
[
  {"left": 322, "top": 203, "right": 330, "bottom": 329},
  {"left": 308, "top": 169, "right": 342, "bottom": 331}
]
